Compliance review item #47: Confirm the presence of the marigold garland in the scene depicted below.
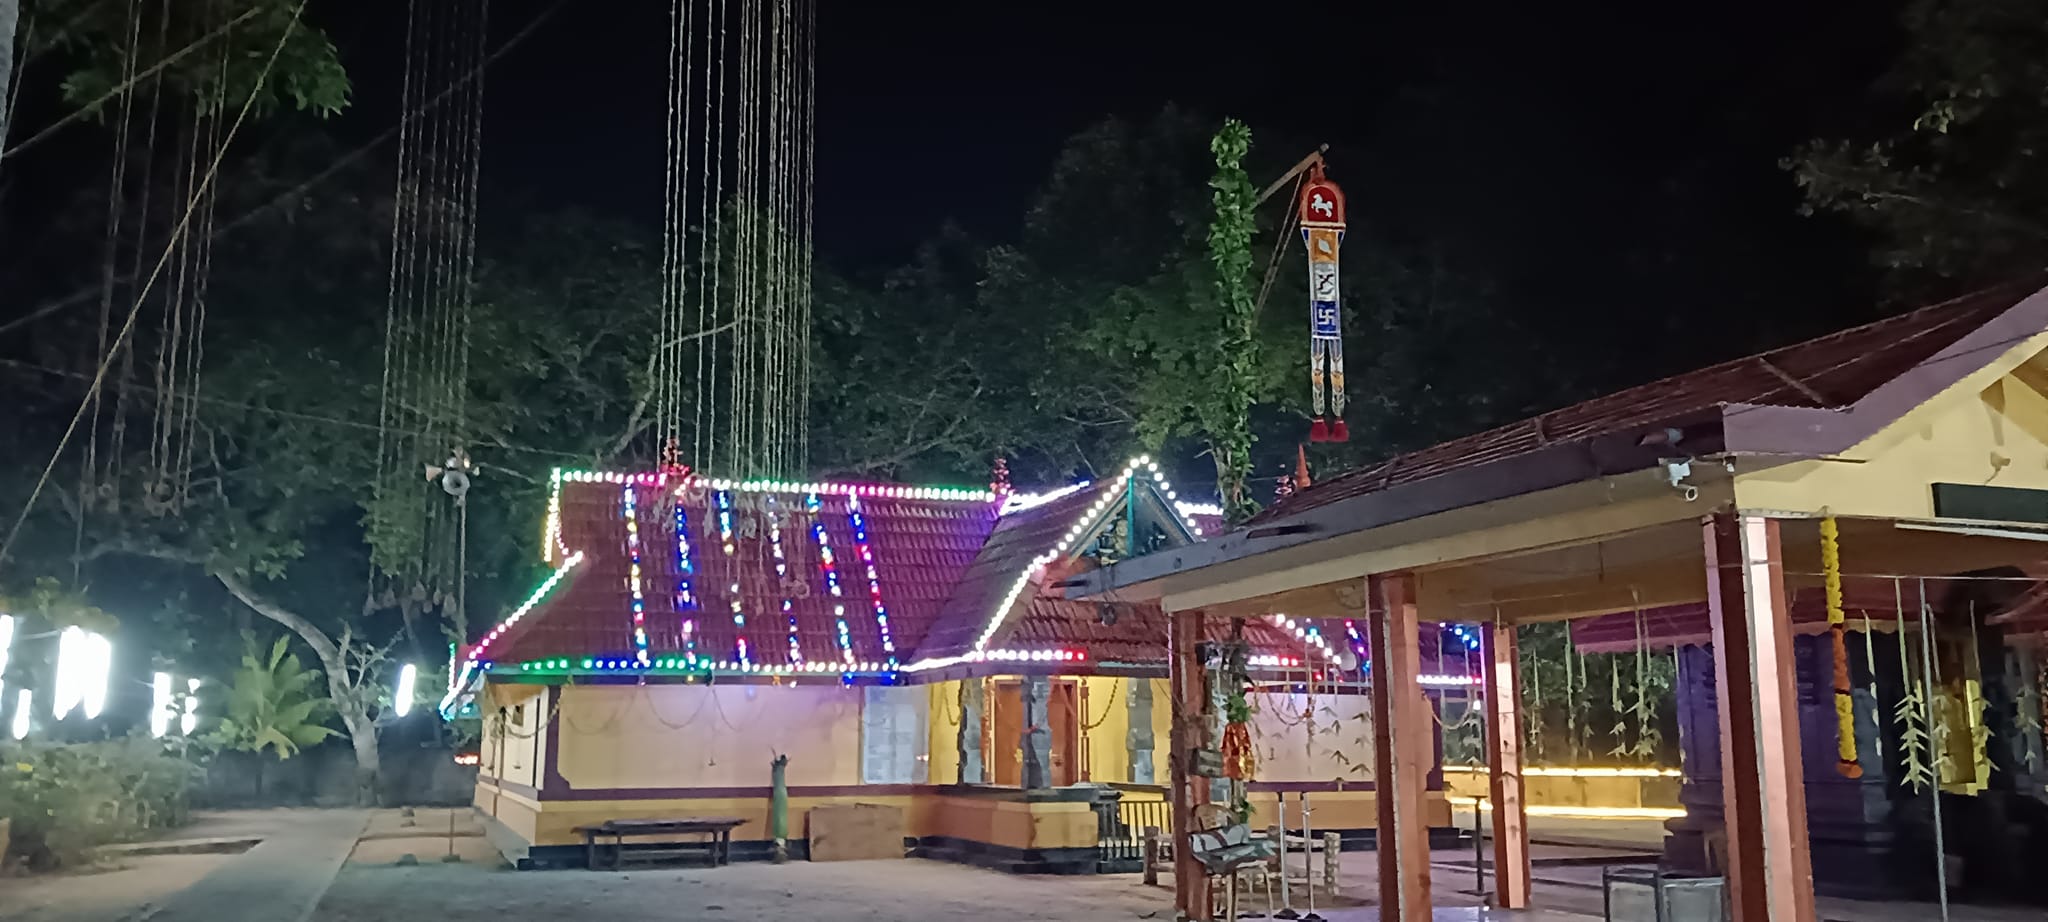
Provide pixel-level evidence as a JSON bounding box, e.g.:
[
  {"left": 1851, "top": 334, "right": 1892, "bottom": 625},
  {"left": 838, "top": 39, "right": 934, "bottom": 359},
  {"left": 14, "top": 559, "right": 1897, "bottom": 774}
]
[{"left": 1820, "top": 516, "right": 1863, "bottom": 778}]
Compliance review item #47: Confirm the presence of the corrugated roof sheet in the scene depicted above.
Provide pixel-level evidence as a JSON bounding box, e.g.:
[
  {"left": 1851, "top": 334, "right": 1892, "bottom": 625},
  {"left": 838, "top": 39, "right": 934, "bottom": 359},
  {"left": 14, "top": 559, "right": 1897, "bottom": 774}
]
[{"left": 1254, "top": 279, "right": 2042, "bottom": 524}]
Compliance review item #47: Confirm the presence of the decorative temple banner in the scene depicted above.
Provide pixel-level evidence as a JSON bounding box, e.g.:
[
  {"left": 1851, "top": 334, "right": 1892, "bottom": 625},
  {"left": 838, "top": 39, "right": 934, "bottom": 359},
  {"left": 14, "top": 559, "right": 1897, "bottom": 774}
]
[{"left": 1299, "top": 164, "right": 1348, "bottom": 442}]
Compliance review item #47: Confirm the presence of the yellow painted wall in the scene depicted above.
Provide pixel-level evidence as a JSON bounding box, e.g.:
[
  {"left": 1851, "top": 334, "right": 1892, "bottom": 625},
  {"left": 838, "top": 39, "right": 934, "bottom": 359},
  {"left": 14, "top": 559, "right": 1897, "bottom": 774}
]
[
  {"left": 1080, "top": 674, "right": 1129, "bottom": 783},
  {"left": 916, "top": 793, "right": 1100, "bottom": 850},
  {"left": 475, "top": 779, "right": 542, "bottom": 843},
  {"left": 1247, "top": 691, "right": 1374, "bottom": 784},
  {"left": 1440, "top": 768, "right": 1680, "bottom": 810},
  {"left": 1243, "top": 790, "right": 1450, "bottom": 831},
  {"left": 1151, "top": 678, "right": 1172, "bottom": 782},
  {"left": 1736, "top": 353, "right": 2048, "bottom": 517},
  {"left": 517, "top": 793, "right": 921, "bottom": 848},
  {"left": 484, "top": 787, "right": 1099, "bottom": 851},
  {"left": 554, "top": 683, "right": 865, "bottom": 790},
  {"left": 479, "top": 683, "right": 548, "bottom": 792},
  {"left": 927, "top": 680, "right": 963, "bottom": 784}
]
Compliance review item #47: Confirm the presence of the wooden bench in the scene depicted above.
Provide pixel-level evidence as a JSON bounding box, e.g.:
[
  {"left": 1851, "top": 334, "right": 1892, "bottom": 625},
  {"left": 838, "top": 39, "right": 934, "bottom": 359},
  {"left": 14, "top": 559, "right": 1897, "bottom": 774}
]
[{"left": 576, "top": 817, "right": 748, "bottom": 871}]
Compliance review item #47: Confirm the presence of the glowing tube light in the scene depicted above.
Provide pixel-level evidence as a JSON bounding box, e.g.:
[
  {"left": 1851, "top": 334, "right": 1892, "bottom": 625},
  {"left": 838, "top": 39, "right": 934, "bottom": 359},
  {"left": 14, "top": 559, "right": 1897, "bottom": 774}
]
[
  {"left": 0, "top": 614, "right": 14, "bottom": 700},
  {"left": 11, "top": 690, "right": 28, "bottom": 739},
  {"left": 151, "top": 672, "right": 175, "bottom": 738},
  {"left": 54, "top": 627, "right": 111, "bottom": 719},
  {"left": 394, "top": 664, "right": 418, "bottom": 718},
  {"left": 182, "top": 678, "right": 201, "bottom": 735},
  {"left": 82, "top": 633, "right": 112, "bottom": 719}
]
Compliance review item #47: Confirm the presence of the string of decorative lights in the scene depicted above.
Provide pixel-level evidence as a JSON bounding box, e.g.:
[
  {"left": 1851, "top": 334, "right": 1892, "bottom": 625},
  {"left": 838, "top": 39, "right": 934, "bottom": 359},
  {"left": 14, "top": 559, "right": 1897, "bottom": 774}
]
[
  {"left": 767, "top": 496, "right": 802, "bottom": 666},
  {"left": 806, "top": 492, "right": 855, "bottom": 666},
  {"left": 902, "top": 456, "right": 1205, "bottom": 673},
  {"left": 439, "top": 550, "right": 583, "bottom": 715},
  {"left": 622, "top": 485, "right": 651, "bottom": 666},
  {"left": 845, "top": 494, "right": 896, "bottom": 665},
  {"left": 713, "top": 489, "right": 749, "bottom": 667},
  {"left": 673, "top": 493, "right": 696, "bottom": 611}
]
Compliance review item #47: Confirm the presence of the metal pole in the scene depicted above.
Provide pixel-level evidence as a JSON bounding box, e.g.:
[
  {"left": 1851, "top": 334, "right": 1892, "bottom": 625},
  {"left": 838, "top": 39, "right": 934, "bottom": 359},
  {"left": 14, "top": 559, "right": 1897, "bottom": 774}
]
[
  {"left": 1474, "top": 796, "right": 1487, "bottom": 901},
  {"left": 1301, "top": 791, "right": 1322, "bottom": 922},
  {"left": 1916, "top": 582, "right": 1949, "bottom": 922},
  {"left": 771, "top": 753, "right": 790, "bottom": 863}
]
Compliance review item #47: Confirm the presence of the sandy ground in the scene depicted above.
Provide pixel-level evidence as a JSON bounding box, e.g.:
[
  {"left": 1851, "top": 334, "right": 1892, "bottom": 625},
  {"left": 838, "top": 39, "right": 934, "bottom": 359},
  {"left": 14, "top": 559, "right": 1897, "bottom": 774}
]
[
  {"left": 0, "top": 853, "right": 239, "bottom": 922},
  {"left": 312, "top": 858, "right": 1180, "bottom": 922}
]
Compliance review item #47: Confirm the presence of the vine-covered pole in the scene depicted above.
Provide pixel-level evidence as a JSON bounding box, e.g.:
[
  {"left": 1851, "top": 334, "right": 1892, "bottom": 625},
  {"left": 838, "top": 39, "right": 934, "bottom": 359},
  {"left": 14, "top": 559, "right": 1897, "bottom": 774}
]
[{"left": 1204, "top": 118, "right": 1260, "bottom": 524}]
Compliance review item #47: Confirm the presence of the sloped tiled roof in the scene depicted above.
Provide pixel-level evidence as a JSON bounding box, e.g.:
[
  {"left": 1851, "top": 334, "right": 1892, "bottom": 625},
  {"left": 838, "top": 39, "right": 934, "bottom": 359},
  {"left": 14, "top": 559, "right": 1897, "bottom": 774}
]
[
  {"left": 482, "top": 474, "right": 999, "bottom": 670},
  {"left": 1254, "top": 278, "right": 2045, "bottom": 524},
  {"left": 915, "top": 478, "right": 1311, "bottom": 669}
]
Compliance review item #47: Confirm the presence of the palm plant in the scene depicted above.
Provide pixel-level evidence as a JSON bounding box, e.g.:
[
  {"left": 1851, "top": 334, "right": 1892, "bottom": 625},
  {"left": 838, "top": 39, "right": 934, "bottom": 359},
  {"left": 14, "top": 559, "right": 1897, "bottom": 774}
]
[{"left": 205, "top": 635, "right": 337, "bottom": 760}]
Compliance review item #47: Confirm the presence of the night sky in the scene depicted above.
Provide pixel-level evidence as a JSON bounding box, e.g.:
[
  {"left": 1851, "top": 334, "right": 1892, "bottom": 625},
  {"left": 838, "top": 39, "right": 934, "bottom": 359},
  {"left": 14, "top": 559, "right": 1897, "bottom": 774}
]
[
  {"left": 315, "top": 1, "right": 1902, "bottom": 284},
  {"left": 0, "top": 0, "right": 1917, "bottom": 384}
]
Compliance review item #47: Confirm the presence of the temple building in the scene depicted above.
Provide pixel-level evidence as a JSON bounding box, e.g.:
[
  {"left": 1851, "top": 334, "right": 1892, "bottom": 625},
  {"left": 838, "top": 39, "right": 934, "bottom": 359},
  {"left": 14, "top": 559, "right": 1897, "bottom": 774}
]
[{"left": 445, "top": 457, "right": 1470, "bottom": 871}]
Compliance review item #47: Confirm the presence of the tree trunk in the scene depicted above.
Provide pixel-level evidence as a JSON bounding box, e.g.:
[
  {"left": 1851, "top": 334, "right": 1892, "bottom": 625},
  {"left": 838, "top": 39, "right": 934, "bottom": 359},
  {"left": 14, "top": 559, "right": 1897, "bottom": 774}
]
[{"left": 213, "top": 569, "right": 383, "bottom": 805}]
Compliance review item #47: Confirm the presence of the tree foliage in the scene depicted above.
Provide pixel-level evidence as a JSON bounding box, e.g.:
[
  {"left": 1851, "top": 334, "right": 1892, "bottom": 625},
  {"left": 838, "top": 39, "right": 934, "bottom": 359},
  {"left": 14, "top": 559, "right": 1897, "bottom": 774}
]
[
  {"left": 1788, "top": 0, "right": 2048, "bottom": 293},
  {"left": 25, "top": 0, "right": 350, "bottom": 120}
]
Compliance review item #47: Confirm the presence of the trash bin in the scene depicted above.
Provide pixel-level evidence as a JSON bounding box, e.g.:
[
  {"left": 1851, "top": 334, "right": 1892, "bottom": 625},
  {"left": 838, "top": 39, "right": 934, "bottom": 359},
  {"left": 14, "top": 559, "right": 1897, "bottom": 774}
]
[{"left": 1602, "top": 865, "right": 1726, "bottom": 922}]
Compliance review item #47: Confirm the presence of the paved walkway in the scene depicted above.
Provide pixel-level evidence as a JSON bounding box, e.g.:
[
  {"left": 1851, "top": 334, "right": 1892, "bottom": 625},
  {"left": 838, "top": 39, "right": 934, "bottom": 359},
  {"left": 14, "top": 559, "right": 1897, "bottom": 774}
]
[{"left": 141, "top": 809, "right": 368, "bottom": 922}]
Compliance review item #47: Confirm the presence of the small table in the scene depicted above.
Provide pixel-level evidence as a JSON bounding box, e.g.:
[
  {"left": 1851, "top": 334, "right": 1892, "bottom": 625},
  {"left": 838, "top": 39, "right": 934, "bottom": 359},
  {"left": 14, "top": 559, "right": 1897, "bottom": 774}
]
[{"left": 577, "top": 817, "right": 749, "bottom": 871}]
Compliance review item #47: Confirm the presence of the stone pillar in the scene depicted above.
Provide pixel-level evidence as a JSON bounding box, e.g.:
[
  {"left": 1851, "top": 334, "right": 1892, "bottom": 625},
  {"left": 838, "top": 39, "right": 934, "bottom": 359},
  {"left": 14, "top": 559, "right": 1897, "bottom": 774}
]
[
  {"left": 958, "top": 679, "right": 985, "bottom": 784},
  {"left": 1705, "top": 513, "right": 1816, "bottom": 922},
  {"left": 1021, "top": 675, "right": 1053, "bottom": 790},
  {"left": 1368, "top": 572, "right": 1433, "bottom": 922},
  {"left": 1127, "top": 677, "right": 1155, "bottom": 784},
  {"left": 1669, "top": 635, "right": 1920, "bottom": 900},
  {"left": 1483, "top": 621, "right": 1532, "bottom": 908}
]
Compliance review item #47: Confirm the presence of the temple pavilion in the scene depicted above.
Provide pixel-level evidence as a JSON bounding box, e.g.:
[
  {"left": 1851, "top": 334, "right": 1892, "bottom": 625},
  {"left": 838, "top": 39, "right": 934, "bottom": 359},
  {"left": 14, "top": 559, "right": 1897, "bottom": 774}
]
[{"left": 444, "top": 456, "right": 1474, "bottom": 870}]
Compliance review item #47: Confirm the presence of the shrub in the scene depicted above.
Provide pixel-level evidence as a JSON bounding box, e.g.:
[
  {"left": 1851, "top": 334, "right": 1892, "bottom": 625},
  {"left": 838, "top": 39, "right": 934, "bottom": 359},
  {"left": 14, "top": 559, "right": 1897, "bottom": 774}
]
[{"left": 0, "top": 737, "right": 201, "bottom": 870}]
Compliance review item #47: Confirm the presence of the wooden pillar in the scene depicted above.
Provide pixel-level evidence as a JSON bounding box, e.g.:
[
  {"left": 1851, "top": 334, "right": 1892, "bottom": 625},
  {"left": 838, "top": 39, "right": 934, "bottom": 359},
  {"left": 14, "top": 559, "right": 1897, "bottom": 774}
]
[
  {"left": 1705, "top": 512, "right": 1817, "bottom": 922},
  {"left": 1482, "top": 620, "right": 1531, "bottom": 908},
  {"left": 1021, "top": 675, "right": 1053, "bottom": 790},
  {"left": 1369, "top": 573, "right": 1433, "bottom": 921},
  {"left": 1168, "top": 607, "right": 1212, "bottom": 920}
]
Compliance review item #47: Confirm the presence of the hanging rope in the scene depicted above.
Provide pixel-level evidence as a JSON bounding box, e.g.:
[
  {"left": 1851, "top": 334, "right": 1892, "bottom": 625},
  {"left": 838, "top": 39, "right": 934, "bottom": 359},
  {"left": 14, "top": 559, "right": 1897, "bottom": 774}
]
[
  {"left": 370, "top": 0, "right": 489, "bottom": 633},
  {"left": 665, "top": 0, "right": 813, "bottom": 480},
  {"left": 1, "top": 0, "right": 312, "bottom": 567}
]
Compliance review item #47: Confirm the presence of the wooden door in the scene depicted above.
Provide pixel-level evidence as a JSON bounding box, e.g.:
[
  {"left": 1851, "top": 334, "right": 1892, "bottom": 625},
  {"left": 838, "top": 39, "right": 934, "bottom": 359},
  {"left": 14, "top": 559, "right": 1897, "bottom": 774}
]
[
  {"left": 1050, "top": 680, "right": 1080, "bottom": 786},
  {"left": 992, "top": 681, "right": 1023, "bottom": 786}
]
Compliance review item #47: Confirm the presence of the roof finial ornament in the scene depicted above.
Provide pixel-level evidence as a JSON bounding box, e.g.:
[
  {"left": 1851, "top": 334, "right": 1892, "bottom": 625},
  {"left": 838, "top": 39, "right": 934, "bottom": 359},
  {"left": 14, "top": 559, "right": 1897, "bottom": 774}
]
[
  {"left": 990, "top": 457, "right": 1012, "bottom": 498},
  {"left": 1276, "top": 445, "right": 1313, "bottom": 501}
]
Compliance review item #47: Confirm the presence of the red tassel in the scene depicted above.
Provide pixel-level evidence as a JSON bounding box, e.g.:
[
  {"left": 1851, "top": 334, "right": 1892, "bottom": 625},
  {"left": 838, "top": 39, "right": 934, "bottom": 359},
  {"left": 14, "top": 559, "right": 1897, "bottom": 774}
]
[
  {"left": 1330, "top": 419, "right": 1350, "bottom": 442},
  {"left": 1309, "top": 418, "right": 1330, "bottom": 442}
]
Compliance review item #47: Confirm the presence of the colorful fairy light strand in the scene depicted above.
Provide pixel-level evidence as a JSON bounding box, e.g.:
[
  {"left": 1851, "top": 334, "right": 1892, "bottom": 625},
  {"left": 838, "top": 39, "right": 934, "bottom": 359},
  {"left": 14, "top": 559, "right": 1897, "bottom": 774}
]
[
  {"left": 906, "top": 456, "right": 1173, "bottom": 672},
  {"left": 846, "top": 494, "right": 897, "bottom": 665},
  {"left": 623, "top": 486, "right": 651, "bottom": 665},
  {"left": 713, "top": 490, "right": 751, "bottom": 667},
  {"left": 768, "top": 498, "right": 804, "bottom": 666},
  {"left": 808, "top": 493, "right": 856, "bottom": 666},
  {"left": 440, "top": 551, "right": 585, "bottom": 714}
]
